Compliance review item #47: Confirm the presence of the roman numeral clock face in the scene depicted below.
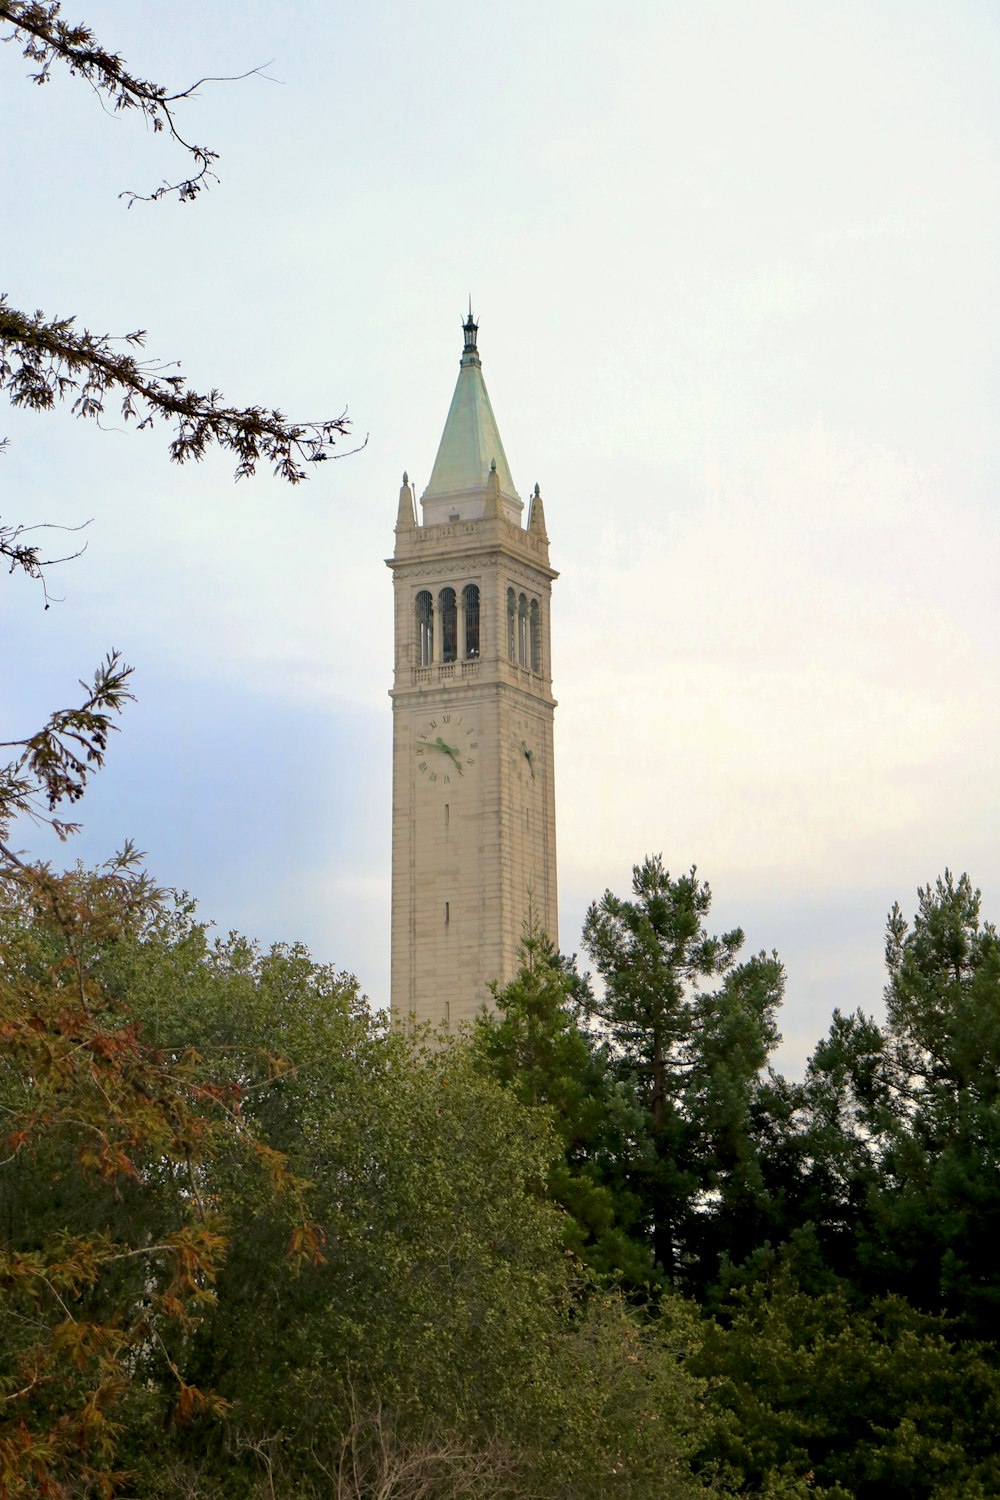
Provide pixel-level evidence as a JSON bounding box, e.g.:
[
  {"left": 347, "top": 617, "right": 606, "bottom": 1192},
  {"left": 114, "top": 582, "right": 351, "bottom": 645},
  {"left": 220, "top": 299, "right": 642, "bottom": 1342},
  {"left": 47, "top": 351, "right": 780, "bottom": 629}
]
[{"left": 414, "top": 714, "right": 479, "bottom": 785}]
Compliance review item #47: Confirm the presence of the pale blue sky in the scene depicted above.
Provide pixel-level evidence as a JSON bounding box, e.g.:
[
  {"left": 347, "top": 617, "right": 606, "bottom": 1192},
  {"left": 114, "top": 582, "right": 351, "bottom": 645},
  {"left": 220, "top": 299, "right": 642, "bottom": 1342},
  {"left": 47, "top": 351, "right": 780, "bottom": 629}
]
[{"left": 3, "top": 1, "right": 998, "bottom": 1071}]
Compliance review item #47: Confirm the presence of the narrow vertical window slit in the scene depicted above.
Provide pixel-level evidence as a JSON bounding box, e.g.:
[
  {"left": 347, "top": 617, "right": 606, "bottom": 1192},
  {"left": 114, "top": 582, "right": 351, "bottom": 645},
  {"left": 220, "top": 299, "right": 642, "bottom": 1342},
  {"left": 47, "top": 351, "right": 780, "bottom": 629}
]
[
  {"left": 415, "top": 590, "right": 433, "bottom": 666},
  {"left": 463, "top": 583, "right": 480, "bottom": 658},
  {"left": 439, "top": 587, "right": 457, "bottom": 663}
]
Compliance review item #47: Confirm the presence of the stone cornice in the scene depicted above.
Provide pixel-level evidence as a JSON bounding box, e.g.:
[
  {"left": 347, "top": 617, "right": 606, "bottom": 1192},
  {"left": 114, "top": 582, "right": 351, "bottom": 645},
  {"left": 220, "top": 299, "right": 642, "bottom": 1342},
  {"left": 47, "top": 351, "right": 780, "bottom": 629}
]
[
  {"left": 389, "top": 514, "right": 555, "bottom": 578},
  {"left": 385, "top": 555, "right": 556, "bottom": 589},
  {"left": 389, "top": 662, "right": 556, "bottom": 708}
]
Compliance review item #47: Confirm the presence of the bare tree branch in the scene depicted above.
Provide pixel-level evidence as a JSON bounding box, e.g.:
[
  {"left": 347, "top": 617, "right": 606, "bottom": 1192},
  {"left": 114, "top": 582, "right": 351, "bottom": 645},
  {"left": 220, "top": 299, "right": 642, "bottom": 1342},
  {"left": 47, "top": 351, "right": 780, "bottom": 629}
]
[
  {"left": 0, "top": 298, "right": 360, "bottom": 481},
  {"left": 0, "top": 0, "right": 238, "bottom": 202},
  {"left": 1, "top": 514, "right": 89, "bottom": 605},
  {"left": 0, "top": 7, "right": 363, "bottom": 859},
  {"left": 0, "top": 8, "right": 362, "bottom": 479},
  {"left": 0, "top": 650, "right": 135, "bottom": 839}
]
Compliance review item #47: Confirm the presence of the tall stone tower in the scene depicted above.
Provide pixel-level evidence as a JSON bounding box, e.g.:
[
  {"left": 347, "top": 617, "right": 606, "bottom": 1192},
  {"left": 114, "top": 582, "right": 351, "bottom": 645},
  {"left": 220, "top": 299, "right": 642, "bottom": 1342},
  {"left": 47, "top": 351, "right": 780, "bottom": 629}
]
[{"left": 388, "top": 311, "right": 558, "bottom": 1027}]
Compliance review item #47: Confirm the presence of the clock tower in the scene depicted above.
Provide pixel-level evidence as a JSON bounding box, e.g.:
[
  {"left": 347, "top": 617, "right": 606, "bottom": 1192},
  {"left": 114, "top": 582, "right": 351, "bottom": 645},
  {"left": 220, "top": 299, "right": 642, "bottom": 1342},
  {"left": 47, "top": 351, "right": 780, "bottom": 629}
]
[{"left": 388, "top": 312, "right": 558, "bottom": 1028}]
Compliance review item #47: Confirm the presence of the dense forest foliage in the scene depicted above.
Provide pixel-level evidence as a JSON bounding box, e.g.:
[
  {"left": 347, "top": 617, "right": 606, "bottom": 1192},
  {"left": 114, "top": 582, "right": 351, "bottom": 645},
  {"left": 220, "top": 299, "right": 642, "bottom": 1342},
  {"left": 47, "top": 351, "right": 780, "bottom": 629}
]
[{"left": 2, "top": 851, "right": 998, "bottom": 1498}]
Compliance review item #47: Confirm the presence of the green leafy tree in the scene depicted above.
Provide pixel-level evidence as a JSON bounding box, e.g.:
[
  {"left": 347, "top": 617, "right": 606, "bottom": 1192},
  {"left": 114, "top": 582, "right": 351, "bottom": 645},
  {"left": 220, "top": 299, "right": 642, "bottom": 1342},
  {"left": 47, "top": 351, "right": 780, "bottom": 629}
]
[{"left": 582, "top": 856, "right": 785, "bottom": 1295}]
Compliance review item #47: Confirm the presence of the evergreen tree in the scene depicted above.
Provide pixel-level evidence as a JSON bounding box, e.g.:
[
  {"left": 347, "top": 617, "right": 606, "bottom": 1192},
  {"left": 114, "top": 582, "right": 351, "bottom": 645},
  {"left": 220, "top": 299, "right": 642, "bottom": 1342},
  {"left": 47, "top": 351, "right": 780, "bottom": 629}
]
[
  {"left": 875, "top": 872, "right": 1000, "bottom": 1332},
  {"left": 692, "top": 1275, "right": 1000, "bottom": 1498},
  {"left": 772, "top": 872, "right": 1000, "bottom": 1335},
  {"left": 582, "top": 856, "right": 785, "bottom": 1295},
  {"left": 473, "top": 917, "right": 653, "bottom": 1285}
]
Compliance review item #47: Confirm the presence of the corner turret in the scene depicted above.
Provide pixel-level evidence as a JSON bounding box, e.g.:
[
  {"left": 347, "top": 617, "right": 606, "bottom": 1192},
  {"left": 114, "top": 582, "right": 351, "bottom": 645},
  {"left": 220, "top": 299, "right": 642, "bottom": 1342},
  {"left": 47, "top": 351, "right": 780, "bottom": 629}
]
[
  {"left": 528, "top": 482, "right": 549, "bottom": 544},
  {"left": 395, "top": 471, "right": 416, "bottom": 532},
  {"left": 483, "top": 457, "right": 502, "bottom": 521}
]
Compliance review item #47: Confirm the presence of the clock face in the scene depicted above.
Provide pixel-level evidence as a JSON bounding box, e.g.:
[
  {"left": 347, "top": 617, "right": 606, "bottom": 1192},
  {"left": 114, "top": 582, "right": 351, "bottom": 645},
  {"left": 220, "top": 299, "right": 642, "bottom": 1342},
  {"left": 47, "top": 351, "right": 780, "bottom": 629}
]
[
  {"left": 414, "top": 712, "right": 479, "bottom": 785},
  {"left": 510, "top": 718, "right": 540, "bottom": 787}
]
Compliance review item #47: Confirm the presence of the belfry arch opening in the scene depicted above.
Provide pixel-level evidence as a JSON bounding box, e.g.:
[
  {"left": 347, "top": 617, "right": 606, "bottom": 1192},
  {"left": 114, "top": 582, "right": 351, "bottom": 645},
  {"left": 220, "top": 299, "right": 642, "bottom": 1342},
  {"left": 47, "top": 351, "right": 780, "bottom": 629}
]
[
  {"left": 506, "top": 587, "right": 542, "bottom": 670},
  {"left": 439, "top": 587, "right": 457, "bottom": 663},
  {"left": 517, "top": 593, "right": 529, "bottom": 666},
  {"left": 416, "top": 590, "right": 433, "bottom": 666},
  {"left": 463, "top": 583, "right": 480, "bottom": 658}
]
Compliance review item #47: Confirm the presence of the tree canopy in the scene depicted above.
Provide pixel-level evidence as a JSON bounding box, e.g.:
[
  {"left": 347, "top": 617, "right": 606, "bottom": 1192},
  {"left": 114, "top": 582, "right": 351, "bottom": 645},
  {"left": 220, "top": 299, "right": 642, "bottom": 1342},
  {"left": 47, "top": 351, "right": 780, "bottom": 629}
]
[
  {"left": 0, "top": 860, "right": 722, "bottom": 1499},
  {"left": 5, "top": 845, "right": 1000, "bottom": 1496}
]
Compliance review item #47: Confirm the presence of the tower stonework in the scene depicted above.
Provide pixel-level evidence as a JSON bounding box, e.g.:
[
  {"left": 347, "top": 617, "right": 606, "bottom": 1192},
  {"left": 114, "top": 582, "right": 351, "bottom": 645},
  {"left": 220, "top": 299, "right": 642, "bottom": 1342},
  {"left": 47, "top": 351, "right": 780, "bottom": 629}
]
[{"left": 388, "top": 313, "right": 558, "bottom": 1028}]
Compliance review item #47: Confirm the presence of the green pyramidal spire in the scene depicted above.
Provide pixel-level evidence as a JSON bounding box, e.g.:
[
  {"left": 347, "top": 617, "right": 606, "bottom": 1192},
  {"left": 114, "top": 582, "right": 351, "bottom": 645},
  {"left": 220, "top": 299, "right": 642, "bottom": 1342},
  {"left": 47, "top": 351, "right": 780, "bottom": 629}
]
[{"left": 420, "top": 308, "right": 522, "bottom": 525}]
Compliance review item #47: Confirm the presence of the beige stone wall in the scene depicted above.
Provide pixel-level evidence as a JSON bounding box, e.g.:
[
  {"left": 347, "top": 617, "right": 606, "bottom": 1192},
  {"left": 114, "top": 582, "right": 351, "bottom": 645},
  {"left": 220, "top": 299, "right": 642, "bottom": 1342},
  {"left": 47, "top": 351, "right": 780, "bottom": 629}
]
[{"left": 388, "top": 507, "right": 558, "bottom": 1029}]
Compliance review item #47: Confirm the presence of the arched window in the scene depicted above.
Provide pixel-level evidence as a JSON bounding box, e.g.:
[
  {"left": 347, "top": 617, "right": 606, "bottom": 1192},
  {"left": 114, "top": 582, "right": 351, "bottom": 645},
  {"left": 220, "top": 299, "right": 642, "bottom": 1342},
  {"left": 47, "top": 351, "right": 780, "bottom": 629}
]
[
  {"left": 463, "top": 583, "right": 480, "bottom": 658},
  {"left": 530, "top": 598, "right": 540, "bottom": 671},
  {"left": 507, "top": 588, "right": 516, "bottom": 661},
  {"left": 518, "top": 593, "right": 528, "bottom": 666},
  {"left": 416, "top": 590, "right": 433, "bottom": 666},
  {"left": 439, "top": 588, "right": 457, "bottom": 663}
]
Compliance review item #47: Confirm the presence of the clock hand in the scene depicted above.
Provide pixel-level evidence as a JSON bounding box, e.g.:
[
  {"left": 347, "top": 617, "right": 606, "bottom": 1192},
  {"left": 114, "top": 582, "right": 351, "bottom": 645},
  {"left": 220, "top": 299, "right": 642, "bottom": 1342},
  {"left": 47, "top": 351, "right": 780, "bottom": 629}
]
[
  {"left": 416, "top": 737, "right": 464, "bottom": 774},
  {"left": 439, "top": 740, "right": 464, "bottom": 773}
]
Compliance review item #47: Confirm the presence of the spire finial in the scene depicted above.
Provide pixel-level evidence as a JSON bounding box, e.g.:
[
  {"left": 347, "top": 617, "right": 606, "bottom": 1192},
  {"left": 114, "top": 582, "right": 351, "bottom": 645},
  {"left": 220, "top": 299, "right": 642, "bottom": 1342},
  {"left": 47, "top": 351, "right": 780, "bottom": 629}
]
[{"left": 461, "top": 302, "right": 480, "bottom": 365}]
